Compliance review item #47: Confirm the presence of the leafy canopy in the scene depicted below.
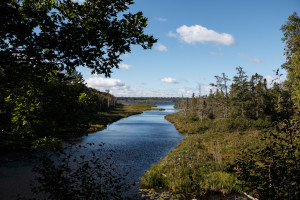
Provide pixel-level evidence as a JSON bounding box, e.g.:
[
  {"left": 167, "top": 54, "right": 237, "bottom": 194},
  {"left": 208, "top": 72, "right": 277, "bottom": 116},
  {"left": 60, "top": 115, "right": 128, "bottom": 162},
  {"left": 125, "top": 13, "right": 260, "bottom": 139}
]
[
  {"left": 0, "top": 0, "right": 157, "bottom": 139},
  {"left": 0, "top": 0, "right": 157, "bottom": 77},
  {"left": 281, "top": 12, "right": 300, "bottom": 109}
]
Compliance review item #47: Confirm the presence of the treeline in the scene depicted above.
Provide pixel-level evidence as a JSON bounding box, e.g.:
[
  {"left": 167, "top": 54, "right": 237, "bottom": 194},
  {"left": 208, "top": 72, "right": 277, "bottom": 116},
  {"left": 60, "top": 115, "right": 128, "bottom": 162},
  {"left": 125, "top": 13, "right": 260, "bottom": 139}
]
[
  {"left": 119, "top": 97, "right": 182, "bottom": 103},
  {"left": 0, "top": 70, "right": 118, "bottom": 142},
  {"left": 166, "top": 69, "right": 299, "bottom": 199},
  {"left": 177, "top": 67, "right": 293, "bottom": 130},
  {"left": 142, "top": 67, "right": 299, "bottom": 199}
]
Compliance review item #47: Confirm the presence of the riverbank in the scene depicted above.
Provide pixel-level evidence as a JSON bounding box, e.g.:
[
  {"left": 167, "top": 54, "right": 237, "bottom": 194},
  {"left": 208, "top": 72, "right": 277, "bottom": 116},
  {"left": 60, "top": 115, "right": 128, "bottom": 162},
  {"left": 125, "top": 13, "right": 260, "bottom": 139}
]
[
  {"left": 0, "top": 103, "right": 154, "bottom": 153},
  {"left": 141, "top": 111, "right": 262, "bottom": 199},
  {"left": 87, "top": 103, "right": 154, "bottom": 133}
]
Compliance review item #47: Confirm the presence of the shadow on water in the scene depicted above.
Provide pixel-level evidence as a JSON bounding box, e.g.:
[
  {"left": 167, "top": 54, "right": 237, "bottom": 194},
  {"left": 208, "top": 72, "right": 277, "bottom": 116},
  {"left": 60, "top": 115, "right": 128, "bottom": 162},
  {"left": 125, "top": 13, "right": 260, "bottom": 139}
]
[{"left": 0, "top": 103, "right": 185, "bottom": 199}]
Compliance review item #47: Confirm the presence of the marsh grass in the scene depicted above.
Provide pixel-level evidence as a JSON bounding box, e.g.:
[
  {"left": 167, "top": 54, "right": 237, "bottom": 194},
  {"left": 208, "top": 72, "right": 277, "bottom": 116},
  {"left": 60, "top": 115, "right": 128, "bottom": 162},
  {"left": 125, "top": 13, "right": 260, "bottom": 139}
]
[
  {"left": 142, "top": 111, "right": 264, "bottom": 198},
  {"left": 87, "top": 103, "right": 153, "bottom": 133}
]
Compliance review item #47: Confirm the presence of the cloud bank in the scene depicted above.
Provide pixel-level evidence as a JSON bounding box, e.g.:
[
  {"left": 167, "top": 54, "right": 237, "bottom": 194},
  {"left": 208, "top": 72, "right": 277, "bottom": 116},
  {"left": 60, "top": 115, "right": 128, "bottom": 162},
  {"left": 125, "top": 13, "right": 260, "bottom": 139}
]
[
  {"left": 119, "top": 63, "right": 132, "bottom": 69},
  {"left": 85, "top": 77, "right": 128, "bottom": 91},
  {"left": 85, "top": 77, "right": 214, "bottom": 97},
  {"left": 161, "top": 77, "right": 178, "bottom": 83},
  {"left": 169, "top": 25, "right": 236, "bottom": 45}
]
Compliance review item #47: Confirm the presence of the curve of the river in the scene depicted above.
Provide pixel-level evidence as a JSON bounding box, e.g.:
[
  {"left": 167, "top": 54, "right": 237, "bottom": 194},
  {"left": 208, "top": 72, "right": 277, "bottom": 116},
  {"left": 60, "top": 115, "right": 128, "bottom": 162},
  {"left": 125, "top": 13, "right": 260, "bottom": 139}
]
[{"left": 0, "top": 103, "right": 184, "bottom": 199}]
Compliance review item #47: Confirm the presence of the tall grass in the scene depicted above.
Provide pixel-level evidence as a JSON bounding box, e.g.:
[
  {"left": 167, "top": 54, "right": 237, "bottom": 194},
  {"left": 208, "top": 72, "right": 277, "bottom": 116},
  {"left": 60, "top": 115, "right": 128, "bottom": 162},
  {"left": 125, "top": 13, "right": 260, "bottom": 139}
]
[{"left": 141, "top": 111, "right": 264, "bottom": 198}]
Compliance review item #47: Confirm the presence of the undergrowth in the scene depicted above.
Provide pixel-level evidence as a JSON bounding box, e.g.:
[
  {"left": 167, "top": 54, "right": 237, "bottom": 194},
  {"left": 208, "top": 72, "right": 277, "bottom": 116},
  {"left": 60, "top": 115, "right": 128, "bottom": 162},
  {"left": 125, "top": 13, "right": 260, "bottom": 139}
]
[{"left": 141, "top": 111, "right": 264, "bottom": 198}]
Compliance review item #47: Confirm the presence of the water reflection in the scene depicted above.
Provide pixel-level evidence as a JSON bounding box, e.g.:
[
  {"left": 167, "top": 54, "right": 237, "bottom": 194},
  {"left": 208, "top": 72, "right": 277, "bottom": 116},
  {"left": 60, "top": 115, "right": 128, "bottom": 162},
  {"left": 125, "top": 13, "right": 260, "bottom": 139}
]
[{"left": 0, "top": 103, "right": 184, "bottom": 199}]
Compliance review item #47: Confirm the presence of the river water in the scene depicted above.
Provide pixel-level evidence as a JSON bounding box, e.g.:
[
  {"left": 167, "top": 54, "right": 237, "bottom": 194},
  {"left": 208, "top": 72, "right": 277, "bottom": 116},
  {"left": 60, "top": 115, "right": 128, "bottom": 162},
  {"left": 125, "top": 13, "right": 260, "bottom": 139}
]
[{"left": 0, "top": 103, "right": 184, "bottom": 199}]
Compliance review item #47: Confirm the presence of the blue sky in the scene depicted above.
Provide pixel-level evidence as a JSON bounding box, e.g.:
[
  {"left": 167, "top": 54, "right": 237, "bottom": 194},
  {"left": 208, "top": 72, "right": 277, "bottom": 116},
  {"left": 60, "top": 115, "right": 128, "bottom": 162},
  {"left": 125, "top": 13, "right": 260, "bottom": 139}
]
[{"left": 81, "top": 0, "right": 299, "bottom": 97}]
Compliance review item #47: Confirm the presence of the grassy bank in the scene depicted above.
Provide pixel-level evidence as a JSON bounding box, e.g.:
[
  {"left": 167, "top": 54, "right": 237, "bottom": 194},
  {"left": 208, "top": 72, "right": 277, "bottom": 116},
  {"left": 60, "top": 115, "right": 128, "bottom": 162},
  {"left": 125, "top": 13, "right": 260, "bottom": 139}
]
[
  {"left": 87, "top": 103, "right": 154, "bottom": 133},
  {"left": 0, "top": 103, "right": 154, "bottom": 153},
  {"left": 141, "top": 111, "right": 263, "bottom": 199}
]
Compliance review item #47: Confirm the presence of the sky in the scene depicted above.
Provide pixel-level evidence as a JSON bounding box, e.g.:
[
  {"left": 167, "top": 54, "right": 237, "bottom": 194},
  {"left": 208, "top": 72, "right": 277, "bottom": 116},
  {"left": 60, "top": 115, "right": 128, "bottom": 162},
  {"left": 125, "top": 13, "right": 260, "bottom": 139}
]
[{"left": 79, "top": 0, "right": 300, "bottom": 97}]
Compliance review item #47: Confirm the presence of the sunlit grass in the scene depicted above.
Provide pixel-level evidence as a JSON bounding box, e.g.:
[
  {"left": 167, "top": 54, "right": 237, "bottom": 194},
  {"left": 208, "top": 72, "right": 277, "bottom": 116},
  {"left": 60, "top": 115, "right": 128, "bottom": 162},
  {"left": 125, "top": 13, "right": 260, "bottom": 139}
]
[{"left": 141, "top": 111, "right": 263, "bottom": 198}]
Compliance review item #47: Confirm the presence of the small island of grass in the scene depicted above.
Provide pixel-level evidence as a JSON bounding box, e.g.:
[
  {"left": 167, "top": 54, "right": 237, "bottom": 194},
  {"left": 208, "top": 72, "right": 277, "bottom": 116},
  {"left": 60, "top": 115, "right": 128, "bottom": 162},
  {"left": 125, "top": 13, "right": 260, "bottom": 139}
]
[{"left": 87, "top": 103, "right": 154, "bottom": 133}]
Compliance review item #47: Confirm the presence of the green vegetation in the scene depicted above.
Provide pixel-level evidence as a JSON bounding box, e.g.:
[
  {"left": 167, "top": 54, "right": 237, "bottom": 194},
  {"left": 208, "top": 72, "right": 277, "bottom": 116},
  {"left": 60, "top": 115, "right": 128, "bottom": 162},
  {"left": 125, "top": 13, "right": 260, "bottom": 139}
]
[
  {"left": 281, "top": 12, "right": 300, "bottom": 110},
  {"left": 142, "top": 111, "right": 260, "bottom": 198},
  {"left": 151, "top": 108, "right": 166, "bottom": 111},
  {"left": 0, "top": 0, "right": 156, "bottom": 149},
  {"left": 141, "top": 12, "right": 299, "bottom": 199}
]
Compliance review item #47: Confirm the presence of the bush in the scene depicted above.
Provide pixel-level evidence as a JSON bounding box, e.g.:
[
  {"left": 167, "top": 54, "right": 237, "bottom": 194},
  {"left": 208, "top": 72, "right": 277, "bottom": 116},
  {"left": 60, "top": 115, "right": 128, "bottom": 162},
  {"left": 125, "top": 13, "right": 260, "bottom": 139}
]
[
  {"left": 141, "top": 164, "right": 167, "bottom": 188},
  {"left": 202, "top": 171, "right": 241, "bottom": 195}
]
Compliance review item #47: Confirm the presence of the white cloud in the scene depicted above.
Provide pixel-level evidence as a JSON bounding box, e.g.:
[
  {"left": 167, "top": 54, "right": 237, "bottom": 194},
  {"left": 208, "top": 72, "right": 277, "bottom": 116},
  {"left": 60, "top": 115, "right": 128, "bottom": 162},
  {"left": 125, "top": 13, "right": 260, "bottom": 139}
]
[
  {"left": 85, "top": 77, "right": 128, "bottom": 91},
  {"left": 237, "top": 53, "right": 262, "bottom": 63},
  {"left": 155, "top": 43, "right": 168, "bottom": 52},
  {"left": 85, "top": 77, "right": 214, "bottom": 97},
  {"left": 169, "top": 25, "right": 236, "bottom": 45},
  {"left": 154, "top": 17, "right": 167, "bottom": 22},
  {"left": 161, "top": 77, "right": 178, "bottom": 83},
  {"left": 119, "top": 63, "right": 132, "bottom": 69}
]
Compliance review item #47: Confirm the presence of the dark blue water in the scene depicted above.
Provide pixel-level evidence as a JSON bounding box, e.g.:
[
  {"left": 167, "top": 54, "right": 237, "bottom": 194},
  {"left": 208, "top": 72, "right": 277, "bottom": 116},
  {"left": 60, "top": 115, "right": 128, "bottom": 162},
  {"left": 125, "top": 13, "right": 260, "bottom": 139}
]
[{"left": 0, "top": 103, "right": 184, "bottom": 199}]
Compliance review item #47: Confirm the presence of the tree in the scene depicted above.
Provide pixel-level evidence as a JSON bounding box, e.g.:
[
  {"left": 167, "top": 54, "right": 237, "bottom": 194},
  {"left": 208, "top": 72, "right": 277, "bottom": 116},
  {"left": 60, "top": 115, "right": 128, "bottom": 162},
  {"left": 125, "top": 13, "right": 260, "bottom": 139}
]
[
  {"left": 0, "top": 0, "right": 157, "bottom": 77},
  {"left": 230, "top": 66, "right": 249, "bottom": 118},
  {"left": 249, "top": 73, "right": 268, "bottom": 119},
  {"left": 210, "top": 73, "right": 230, "bottom": 118},
  {"left": 236, "top": 119, "right": 300, "bottom": 199},
  {"left": 281, "top": 12, "right": 300, "bottom": 110},
  {"left": 0, "top": 0, "right": 157, "bottom": 139}
]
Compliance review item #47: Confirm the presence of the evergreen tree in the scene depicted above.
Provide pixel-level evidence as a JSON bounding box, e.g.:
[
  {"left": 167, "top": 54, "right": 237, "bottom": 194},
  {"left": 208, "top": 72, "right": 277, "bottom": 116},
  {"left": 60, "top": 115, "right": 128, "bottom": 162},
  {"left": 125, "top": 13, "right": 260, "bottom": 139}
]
[
  {"left": 230, "top": 66, "right": 249, "bottom": 118},
  {"left": 281, "top": 12, "right": 300, "bottom": 110}
]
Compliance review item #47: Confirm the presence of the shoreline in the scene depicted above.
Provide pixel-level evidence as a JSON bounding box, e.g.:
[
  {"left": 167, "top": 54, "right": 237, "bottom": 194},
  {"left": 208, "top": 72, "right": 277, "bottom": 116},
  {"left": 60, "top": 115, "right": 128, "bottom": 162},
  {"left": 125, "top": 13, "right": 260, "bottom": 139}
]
[
  {"left": 141, "top": 110, "right": 261, "bottom": 199},
  {"left": 0, "top": 103, "right": 155, "bottom": 154},
  {"left": 86, "top": 102, "right": 155, "bottom": 133}
]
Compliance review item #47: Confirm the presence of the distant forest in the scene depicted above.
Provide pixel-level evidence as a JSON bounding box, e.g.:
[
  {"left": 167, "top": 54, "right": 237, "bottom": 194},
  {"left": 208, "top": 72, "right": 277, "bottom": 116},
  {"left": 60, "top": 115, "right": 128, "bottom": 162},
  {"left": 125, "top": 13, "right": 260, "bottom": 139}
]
[{"left": 118, "top": 97, "right": 182, "bottom": 103}]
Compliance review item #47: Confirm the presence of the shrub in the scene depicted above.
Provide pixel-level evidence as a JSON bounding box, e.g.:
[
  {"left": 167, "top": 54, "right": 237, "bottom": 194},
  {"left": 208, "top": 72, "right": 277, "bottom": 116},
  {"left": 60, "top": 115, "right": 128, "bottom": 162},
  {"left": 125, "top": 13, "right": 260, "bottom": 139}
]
[
  {"left": 202, "top": 171, "right": 241, "bottom": 195},
  {"left": 141, "top": 164, "right": 167, "bottom": 188}
]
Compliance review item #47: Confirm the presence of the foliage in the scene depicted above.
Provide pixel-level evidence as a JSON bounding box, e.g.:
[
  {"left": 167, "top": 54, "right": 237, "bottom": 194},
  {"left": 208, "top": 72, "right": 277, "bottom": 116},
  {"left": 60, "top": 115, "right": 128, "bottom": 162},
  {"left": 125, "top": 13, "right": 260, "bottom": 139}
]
[
  {"left": 0, "top": 0, "right": 156, "bottom": 141},
  {"left": 144, "top": 59, "right": 295, "bottom": 198},
  {"left": 281, "top": 12, "right": 300, "bottom": 110},
  {"left": 141, "top": 164, "right": 168, "bottom": 188},
  {"left": 31, "top": 136, "right": 62, "bottom": 152},
  {"left": 236, "top": 119, "right": 300, "bottom": 199},
  {"left": 3, "top": 71, "right": 119, "bottom": 140},
  {"left": 142, "top": 111, "right": 258, "bottom": 198},
  {"left": 0, "top": 0, "right": 157, "bottom": 76},
  {"left": 29, "top": 143, "right": 130, "bottom": 200}
]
